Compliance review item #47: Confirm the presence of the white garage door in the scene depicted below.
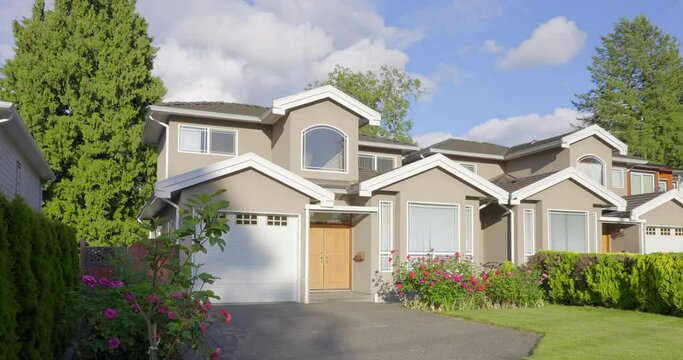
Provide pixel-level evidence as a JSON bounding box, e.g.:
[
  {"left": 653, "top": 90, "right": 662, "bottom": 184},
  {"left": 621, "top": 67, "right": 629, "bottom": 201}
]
[
  {"left": 645, "top": 226, "right": 683, "bottom": 253},
  {"left": 194, "top": 213, "right": 299, "bottom": 303}
]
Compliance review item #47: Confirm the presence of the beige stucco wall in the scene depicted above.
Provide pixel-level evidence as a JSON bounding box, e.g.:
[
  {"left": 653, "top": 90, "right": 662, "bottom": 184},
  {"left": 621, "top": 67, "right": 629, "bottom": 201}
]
[
  {"left": 605, "top": 223, "right": 641, "bottom": 253},
  {"left": 165, "top": 116, "right": 273, "bottom": 178},
  {"left": 442, "top": 155, "right": 505, "bottom": 181},
  {"left": 639, "top": 200, "right": 683, "bottom": 226},
  {"left": 156, "top": 131, "right": 167, "bottom": 180},
  {"left": 351, "top": 207, "right": 374, "bottom": 294},
  {"left": 505, "top": 148, "right": 569, "bottom": 178},
  {"left": 481, "top": 204, "right": 510, "bottom": 264}
]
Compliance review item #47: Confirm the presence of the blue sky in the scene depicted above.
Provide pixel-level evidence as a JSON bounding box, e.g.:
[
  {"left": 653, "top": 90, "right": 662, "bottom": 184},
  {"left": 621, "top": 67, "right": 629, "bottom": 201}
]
[{"left": 1, "top": 0, "right": 682, "bottom": 146}]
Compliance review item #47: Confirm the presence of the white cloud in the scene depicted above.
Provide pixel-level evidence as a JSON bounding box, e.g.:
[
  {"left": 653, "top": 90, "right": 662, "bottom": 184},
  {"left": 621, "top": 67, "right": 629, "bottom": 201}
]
[
  {"left": 414, "top": 131, "right": 456, "bottom": 147},
  {"left": 462, "top": 108, "right": 588, "bottom": 145},
  {"left": 139, "top": 0, "right": 422, "bottom": 103},
  {"left": 499, "top": 16, "right": 586, "bottom": 70},
  {"left": 480, "top": 39, "right": 502, "bottom": 53}
]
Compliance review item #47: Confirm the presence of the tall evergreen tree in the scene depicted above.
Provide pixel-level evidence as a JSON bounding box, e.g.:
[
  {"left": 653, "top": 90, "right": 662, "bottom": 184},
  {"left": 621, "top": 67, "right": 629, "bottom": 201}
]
[
  {"left": 574, "top": 15, "right": 683, "bottom": 166},
  {"left": 309, "top": 65, "right": 425, "bottom": 143},
  {"left": 0, "top": 0, "right": 166, "bottom": 244}
]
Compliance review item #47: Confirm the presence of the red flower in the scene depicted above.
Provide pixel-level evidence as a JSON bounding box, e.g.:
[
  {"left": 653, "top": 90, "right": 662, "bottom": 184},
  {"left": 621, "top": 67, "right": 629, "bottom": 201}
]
[
  {"left": 469, "top": 276, "right": 476, "bottom": 282},
  {"left": 202, "top": 301, "right": 212, "bottom": 311},
  {"left": 145, "top": 294, "right": 160, "bottom": 304},
  {"left": 220, "top": 309, "right": 233, "bottom": 323},
  {"left": 388, "top": 257, "right": 393, "bottom": 262},
  {"left": 408, "top": 271, "right": 416, "bottom": 279},
  {"left": 471, "top": 279, "right": 478, "bottom": 287},
  {"left": 477, "top": 284, "right": 485, "bottom": 292},
  {"left": 495, "top": 270, "right": 501, "bottom": 276},
  {"left": 482, "top": 273, "right": 488, "bottom": 280},
  {"left": 211, "top": 347, "right": 222, "bottom": 360},
  {"left": 395, "top": 283, "right": 403, "bottom": 290},
  {"left": 200, "top": 322, "right": 208, "bottom": 333},
  {"left": 167, "top": 311, "right": 179, "bottom": 320},
  {"left": 158, "top": 305, "right": 169, "bottom": 314},
  {"left": 419, "top": 265, "right": 425, "bottom": 270},
  {"left": 424, "top": 271, "right": 430, "bottom": 277}
]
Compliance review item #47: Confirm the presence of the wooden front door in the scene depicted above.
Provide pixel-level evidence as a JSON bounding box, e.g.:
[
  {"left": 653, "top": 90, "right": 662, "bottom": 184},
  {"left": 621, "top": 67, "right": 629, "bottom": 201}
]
[
  {"left": 602, "top": 234, "right": 611, "bottom": 253},
  {"left": 309, "top": 225, "right": 351, "bottom": 290}
]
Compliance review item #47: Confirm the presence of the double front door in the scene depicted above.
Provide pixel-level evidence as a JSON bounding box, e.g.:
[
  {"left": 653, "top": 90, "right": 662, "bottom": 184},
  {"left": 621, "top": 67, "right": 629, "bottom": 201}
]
[{"left": 309, "top": 225, "right": 351, "bottom": 290}]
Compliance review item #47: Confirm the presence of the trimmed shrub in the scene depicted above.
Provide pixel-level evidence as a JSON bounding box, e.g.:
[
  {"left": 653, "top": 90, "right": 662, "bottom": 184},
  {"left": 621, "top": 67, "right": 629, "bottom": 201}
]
[
  {"left": 530, "top": 251, "right": 683, "bottom": 316},
  {"left": 0, "top": 195, "right": 78, "bottom": 358}
]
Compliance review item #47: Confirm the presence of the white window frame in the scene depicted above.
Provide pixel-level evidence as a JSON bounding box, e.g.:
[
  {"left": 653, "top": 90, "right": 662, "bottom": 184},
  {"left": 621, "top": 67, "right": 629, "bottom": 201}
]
[
  {"left": 378, "top": 201, "right": 393, "bottom": 272},
  {"left": 576, "top": 154, "right": 606, "bottom": 185},
  {"left": 178, "top": 124, "right": 238, "bottom": 156},
  {"left": 611, "top": 167, "right": 625, "bottom": 189},
  {"left": 547, "top": 209, "right": 589, "bottom": 252},
  {"left": 658, "top": 180, "right": 668, "bottom": 192},
  {"left": 407, "top": 201, "right": 460, "bottom": 258},
  {"left": 458, "top": 162, "right": 477, "bottom": 174},
  {"left": 358, "top": 153, "right": 396, "bottom": 172},
  {"left": 523, "top": 209, "right": 535, "bottom": 261},
  {"left": 464, "top": 205, "right": 474, "bottom": 258},
  {"left": 301, "top": 125, "right": 349, "bottom": 173},
  {"left": 630, "top": 171, "right": 656, "bottom": 195}
]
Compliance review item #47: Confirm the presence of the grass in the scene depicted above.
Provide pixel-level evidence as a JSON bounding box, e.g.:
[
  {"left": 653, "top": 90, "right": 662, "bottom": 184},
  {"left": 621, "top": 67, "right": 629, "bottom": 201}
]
[{"left": 446, "top": 305, "right": 683, "bottom": 359}]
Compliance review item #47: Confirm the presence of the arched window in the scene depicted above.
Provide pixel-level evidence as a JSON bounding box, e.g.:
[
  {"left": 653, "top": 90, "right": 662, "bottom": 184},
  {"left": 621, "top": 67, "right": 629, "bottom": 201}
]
[
  {"left": 302, "top": 126, "right": 347, "bottom": 172},
  {"left": 577, "top": 155, "right": 605, "bottom": 185}
]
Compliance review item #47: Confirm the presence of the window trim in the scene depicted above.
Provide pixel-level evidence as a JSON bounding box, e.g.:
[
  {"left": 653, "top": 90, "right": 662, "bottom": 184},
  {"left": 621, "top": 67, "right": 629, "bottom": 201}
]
[
  {"left": 358, "top": 152, "right": 396, "bottom": 172},
  {"left": 523, "top": 208, "right": 535, "bottom": 260},
  {"left": 458, "top": 162, "right": 478, "bottom": 174},
  {"left": 611, "top": 167, "right": 625, "bottom": 189},
  {"left": 301, "top": 125, "right": 349, "bottom": 173},
  {"left": 658, "top": 180, "right": 668, "bottom": 192},
  {"left": 379, "top": 201, "right": 393, "bottom": 272},
  {"left": 406, "top": 201, "right": 460, "bottom": 258},
  {"left": 178, "top": 124, "right": 238, "bottom": 157},
  {"left": 464, "top": 205, "right": 474, "bottom": 258},
  {"left": 547, "top": 209, "right": 589, "bottom": 252},
  {"left": 576, "top": 154, "right": 606, "bottom": 185},
  {"left": 629, "top": 171, "right": 656, "bottom": 195}
]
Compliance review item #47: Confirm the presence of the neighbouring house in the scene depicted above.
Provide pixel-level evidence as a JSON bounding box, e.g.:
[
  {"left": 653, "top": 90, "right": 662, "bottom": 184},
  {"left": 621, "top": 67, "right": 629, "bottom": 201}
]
[
  {"left": 138, "top": 85, "right": 683, "bottom": 304},
  {"left": 0, "top": 101, "right": 54, "bottom": 211}
]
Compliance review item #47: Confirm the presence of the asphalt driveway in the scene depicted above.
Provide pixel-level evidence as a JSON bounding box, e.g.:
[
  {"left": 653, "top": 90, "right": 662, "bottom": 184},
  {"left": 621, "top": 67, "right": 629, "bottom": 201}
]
[{"left": 197, "top": 302, "right": 538, "bottom": 360}]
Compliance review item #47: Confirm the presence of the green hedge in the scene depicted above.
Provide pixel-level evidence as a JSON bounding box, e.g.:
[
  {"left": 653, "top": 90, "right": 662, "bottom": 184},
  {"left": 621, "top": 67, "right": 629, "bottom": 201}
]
[
  {"left": 0, "top": 195, "right": 79, "bottom": 359},
  {"left": 529, "top": 251, "right": 683, "bottom": 316}
]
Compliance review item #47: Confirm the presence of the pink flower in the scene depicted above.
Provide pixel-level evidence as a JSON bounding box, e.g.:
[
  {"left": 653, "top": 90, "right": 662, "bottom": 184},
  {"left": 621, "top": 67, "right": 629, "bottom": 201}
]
[
  {"left": 395, "top": 283, "right": 403, "bottom": 290},
  {"left": 527, "top": 269, "right": 533, "bottom": 274},
  {"left": 424, "top": 271, "right": 430, "bottom": 277},
  {"left": 145, "top": 294, "right": 160, "bottom": 304},
  {"left": 103, "top": 308, "right": 117, "bottom": 320},
  {"left": 477, "top": 284, "right": 485, "bottom": 292},
  {"left": 505, "top": 271, "right": 512, "bottom": 276},
  {"left": 429, "top": 281, "right": 435, "bottom": 286},
  {"left": 167, "top": 311, "right": 179, "bottom": 320},
  {"left": 454, "top": 276, "right": 461, "bottom": 283},
  {"left": 201, "top": 301, "right": 212, "bottom": 311},
  {"left": 406, "top": 255, "right": 411, "bottom": 259},
  {"left": 98, "top": 277, "right": 111, "bottom": 287},
  {"left": 455, "top": 252, "right": 461, "bottom": 259},
  {"left": 158, "top": 305, "right": 169, "bottom": 314},
  {"left": 171, "top": 291, "right": 185, "bottom": 299},
  {"left": 461, "top": 282, "right": 468, "bottom": 288},
  {"left": 110, "top": 280, "right": 124, "bottom": 288},
  {"left": 408, "top": 271, "right": 416, "bottom": 279},
  {"left": 471, "top": 279, "right": 478, "bottom": 287},
  {"left": 481, "top": 274, "right": 488, "bottom": 280},
  {"left": 388, "top": 257, "right": 393, "bottom": 262},
  {"left": 420, "top": 279, "right": 426, "bottom": 284},
  {"left": 200, "top": 323, "right": 208, "bottom": 334},
  {"left": 131, "top": 303, "right": 141, "bottom": 313},
  {"left": 220, "top": 309, "right": 233, "bottom": 323},
  {"left": 108, "top": 337, "right": 121, "bottom": 350},
  {"left": 210, "top": 347, "right": 222, "bottom": 360},
  {"left": 124, "top": 293, "right": 134, "bottom": 303},
  {"left": 495, "top": 270, "right": 501, "bottom": 276},
  {"left": 542, "top": 273, "right": 548, "bottom": 278},
  {"left": 80, "top": 275, "right": 97, "bottom": 287}
]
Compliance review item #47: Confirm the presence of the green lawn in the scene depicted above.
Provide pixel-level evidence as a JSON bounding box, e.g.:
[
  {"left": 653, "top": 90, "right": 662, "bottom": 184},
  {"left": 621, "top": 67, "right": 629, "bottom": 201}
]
[{"left": 447, "top": 305, "right": 683, "bottom": 359}]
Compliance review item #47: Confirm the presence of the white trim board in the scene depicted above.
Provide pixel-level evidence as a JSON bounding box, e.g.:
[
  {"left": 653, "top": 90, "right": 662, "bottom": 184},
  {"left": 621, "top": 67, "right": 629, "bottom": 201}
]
[
  {"left": 358, "top": 153, "right": 509, "bottom": 202},
  {"left": 509, "top": 167, "right": 627, "bottom": 211},
  {"left": 631, "top": 190, "right": 683, "bottom": 219},
  {"left": 155, "top": 153, "right": 335, "bottom": 207},
  {"left": 359, "top": 141, "right": 419, "bottom": 152},
  {"left": 547, "top": 209, "right": 590, "bottom": 252}
]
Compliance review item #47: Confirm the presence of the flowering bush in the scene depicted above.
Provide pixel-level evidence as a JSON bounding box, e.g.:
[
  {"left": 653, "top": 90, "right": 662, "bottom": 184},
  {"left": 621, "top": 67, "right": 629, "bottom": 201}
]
[
  {"left": 77, "top": 191, "right": 232, "bottom": 359},
  {"left": 393, "top": 252, "right": 545, "bottom": 311}
]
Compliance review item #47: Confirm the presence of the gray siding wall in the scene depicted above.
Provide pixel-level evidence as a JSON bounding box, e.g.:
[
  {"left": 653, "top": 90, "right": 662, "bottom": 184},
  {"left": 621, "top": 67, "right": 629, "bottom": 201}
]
[{"left": 0, "top": 127, "right": 42, "bottom": 210}]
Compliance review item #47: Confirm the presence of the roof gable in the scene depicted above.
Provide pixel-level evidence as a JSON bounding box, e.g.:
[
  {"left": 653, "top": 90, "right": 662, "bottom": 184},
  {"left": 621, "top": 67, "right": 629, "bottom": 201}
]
[{"left": 631, "top": 190, "right": 683, "bottom": 218}]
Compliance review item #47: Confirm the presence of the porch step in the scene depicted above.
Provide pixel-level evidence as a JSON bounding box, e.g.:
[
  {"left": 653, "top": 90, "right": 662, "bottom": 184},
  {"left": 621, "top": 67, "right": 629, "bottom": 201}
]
[{"left": 309, "top": 291, "right": 373, "bottom": 303}]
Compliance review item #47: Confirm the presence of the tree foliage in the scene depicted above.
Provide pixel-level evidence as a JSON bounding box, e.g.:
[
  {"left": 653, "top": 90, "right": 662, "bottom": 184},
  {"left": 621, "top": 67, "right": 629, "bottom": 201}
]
[
  {"left": 309, "top": 64, "right": 425, "bottom": 143},
  {"left": 0, "top": 0, "right": 166, "bottom": 244},
  {"left": 574, "top": 16, "right": 683, "bottom": 166}
]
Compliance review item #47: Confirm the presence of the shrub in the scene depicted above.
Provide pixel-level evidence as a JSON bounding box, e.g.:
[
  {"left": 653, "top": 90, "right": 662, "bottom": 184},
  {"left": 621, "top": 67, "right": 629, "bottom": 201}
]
[
  {"left": 393, "top": 253, "right": 544, "bottom": 311},
  {"left": 0, "top": 195, "right": 78, "bottom": 358},
  {"left": 530, "top": 251, "right": 683, "bottom": 316}
]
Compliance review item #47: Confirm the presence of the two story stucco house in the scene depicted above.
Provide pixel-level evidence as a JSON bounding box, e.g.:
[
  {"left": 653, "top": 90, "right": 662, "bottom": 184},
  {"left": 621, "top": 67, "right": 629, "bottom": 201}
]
[
  {"left": 139, "top": 85, "right": 683, "bottom": 304},
  {"left": 0, "top": 101, "right": 54, "bottom": 211}
]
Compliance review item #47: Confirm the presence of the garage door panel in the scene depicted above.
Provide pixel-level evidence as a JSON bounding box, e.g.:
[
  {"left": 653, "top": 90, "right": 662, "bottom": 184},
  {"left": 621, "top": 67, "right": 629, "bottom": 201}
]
[
  {"left": 645, "top": 226, "right": 683, "bottom": 253},
  {"left": 194, "top": 214, "right": 299, "bottom": 303}
]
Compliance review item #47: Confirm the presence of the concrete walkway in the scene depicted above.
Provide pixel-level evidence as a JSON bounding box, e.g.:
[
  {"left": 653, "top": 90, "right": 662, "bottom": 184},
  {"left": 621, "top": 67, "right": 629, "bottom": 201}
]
[{"left": 198, "top": 302, "right": 538, "bottom": 360}]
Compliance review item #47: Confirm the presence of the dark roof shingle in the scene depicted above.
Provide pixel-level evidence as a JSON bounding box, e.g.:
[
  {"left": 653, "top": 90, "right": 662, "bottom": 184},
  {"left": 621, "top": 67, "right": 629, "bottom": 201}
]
[
  {"left": 155, "top": 101, "right": 269, "bottom": 117},
  {"left": 493, "top": 171, "right": 559, "bottom": 192},
  {"left": 430, "top": 138, "right": 508, "bottom": 156},
  {"left": 359, "top": 133, "right": 416, "bottom": 147}
]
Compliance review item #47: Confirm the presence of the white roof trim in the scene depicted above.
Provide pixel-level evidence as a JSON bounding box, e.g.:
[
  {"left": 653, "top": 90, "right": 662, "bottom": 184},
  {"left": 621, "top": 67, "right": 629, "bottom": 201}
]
[
  {"left": 561, "top": 125, "right": 628, "bottom": 155},
  {"left": 305, "top": 204, "right": 378, "bottom": 213},
  {"left": 148, "top": 105, "right": 265, "bottom": 123},
  {"left": 359, "top": 140, "right": 419, "bottom": 151},
  {"left": 155, "top": 153, "right": 335, "bottom": 207},
  {"left": 272, "top": 85, "right": 381, "bottom": 126},
  {"left": 428, "top": 147, "right": 506, "bottom": 160},
  {"left": 0, "top": 102, "right": 55, "bottom": 180},
  {"left": 510, "top": 167, "right": 627, "bottom": 211},
  {"left": 631, "top": 190, "right": 683, "bottom": 218},
  {"left": 613, "top": 155, "right": 648, "bottom": 165},
  {"left": 358, "top": 153, "right": 508, "bottom": 202}
]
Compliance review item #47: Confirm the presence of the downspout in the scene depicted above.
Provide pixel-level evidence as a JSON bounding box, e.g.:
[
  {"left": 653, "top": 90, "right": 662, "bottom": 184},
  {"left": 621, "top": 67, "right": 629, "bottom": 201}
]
[{"left": 149, "top": 115, "right": 170, "bottom": 179}]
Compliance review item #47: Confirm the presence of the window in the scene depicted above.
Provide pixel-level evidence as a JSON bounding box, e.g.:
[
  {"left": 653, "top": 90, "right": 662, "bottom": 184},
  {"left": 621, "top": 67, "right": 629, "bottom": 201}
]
[
  {"left": 358, "top": 154, "right": 395, "bottom": 172},
  {"left": 646, "top": 226, "right": 656, "bottom": 235},
  {"left": 15, "top": 161, "right": 21, "bottom": 196},
  {"left": 459, "top": 163, "right": 477, "bottom": 174},
  {"left": 660, "top": 227, "right": 671, "bottom": 236},
  {"left": 464, "top": 206, "right": 474, "bottom": 258},
  {"left": 523, "top": 209, "right": 535, "bottom": 261},
  {"left": 577, "top": 156, "right": 605, "bottom": 185},
  {"left": 267, "top": 215, "right": 287, "bottom": 226},
  {"left": 179, "top": 125, "right": 236, "bottom": 155},
  {"left": 235, "top": 214, "right": 258, "bottom": 225},
  {"left": 612, "top": 168, "right": 625, "bottom": 189},
  {"left": 549, "top": 210, "right": 588, "bottom": 252},
  {"left": 630, "top": 172, "right": 656, "bottom": 195},
  {"left": 675, "top": 228, "right": 683, "bottom": 237},
  {"left": 408, "top": 202, "right": 459, "bottom": 257},
  {"left": 659, "top": 180, "right": 668, "bottom": 192},
  {"left": 302, "top": 126, "right": 347, "bottom": 172},
  {"left": 379, "top": 201, "right": 393, "bottom": 272}
]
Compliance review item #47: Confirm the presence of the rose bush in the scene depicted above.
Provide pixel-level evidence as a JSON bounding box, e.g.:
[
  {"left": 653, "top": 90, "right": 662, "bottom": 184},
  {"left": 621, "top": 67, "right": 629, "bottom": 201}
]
[
  {"left": 77, "top": 191, "right": 232, "bottom": 359},
  {"left": 393, "top": 252, "right": 545, "bottom": 311}
]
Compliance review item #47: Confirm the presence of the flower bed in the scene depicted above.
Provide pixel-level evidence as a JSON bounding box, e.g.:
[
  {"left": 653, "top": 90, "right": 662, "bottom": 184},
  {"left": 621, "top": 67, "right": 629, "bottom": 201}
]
[{"left": 393, "top": 252, "right": 545, "bottom": 311}]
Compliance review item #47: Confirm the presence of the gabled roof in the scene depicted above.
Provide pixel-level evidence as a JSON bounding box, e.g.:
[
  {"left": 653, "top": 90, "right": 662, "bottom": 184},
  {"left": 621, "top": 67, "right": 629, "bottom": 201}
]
[
  {"left": 494, "top": 171, "right": 559, "bottom": 193},
  {"left": 357, "top": 153, "right": 508, "bottom": 203},
  {"left": 153, "top": 101, "right": 269, "bottom": 117},
  {"left": 154, "top": 153, "right": 335, "bottom": 207},
  {"left": 508, "top": 167, "right": 626, "bottom": 210},
  {"left": 630, "top": 190, "right": 683, "bottom": 218},
  {"left": 430, "top": 138, "right": 508, "bottom": 158},
  {"left": 0, "top": 101, "right": 55, "bottom": 181}
]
